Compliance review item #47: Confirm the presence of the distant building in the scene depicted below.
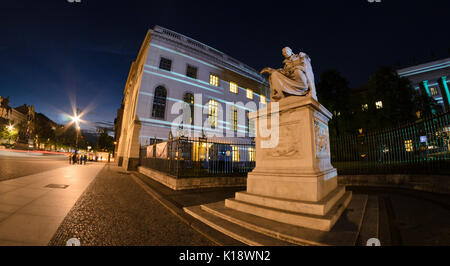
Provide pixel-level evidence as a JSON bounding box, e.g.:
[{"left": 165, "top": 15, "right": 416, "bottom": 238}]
[
  {"left": 0, "top": 96, "right": 35, "bottom": 144},
  {"left": 397, "top": 57, "right": 450, "bottom": 113},
  {"left": 116, "top": 26, "right": 269, "bottom": 170}
]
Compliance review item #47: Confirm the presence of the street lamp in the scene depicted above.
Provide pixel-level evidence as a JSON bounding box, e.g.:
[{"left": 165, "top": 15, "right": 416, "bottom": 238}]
[{"left": 71, "top": 115, "right": 81, "bottom": 152}]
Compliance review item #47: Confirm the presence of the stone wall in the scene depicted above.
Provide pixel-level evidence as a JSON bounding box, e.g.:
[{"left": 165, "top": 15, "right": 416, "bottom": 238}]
[
  {"left": 138, "top": 166, "right": 246, "bottom": 190},
  {"left": 338, "top": 174, "right": 450, "bottom": 195}
]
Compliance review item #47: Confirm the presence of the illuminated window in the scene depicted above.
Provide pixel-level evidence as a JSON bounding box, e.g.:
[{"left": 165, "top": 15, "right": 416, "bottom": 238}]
[
  {"left": 183, "top": 93, "right": 194, "bottom": 124},
  {"left": 186, "top": 65, "right": 197, "bottom": 79},
  {"left": 405, "top": 140, "right": 413, "bottom": 152},
  {"left": 260, "top": 95, "right": 266, "bottom": 104},
  {"left": 246, "top": 88, "right": 253, "bottom": 99},
  {"left": 362, "top": 104, "right": 368, "bottom": 111},
  {"left": 230, "top": 82, "right": 238, "bottom": 94},
  {"left": 208, "top": 99, "right": 218, "bottom": 128},
  {"left": 232, "top": 145, "right": 240, "bottom": 162},
  {"left": 152, "top": 86, "right": 167, "bottom": 119},
  {"left": 375, "top": 101, "right": 383, "bottom": 109},
  {"left": 248, "top": 147, "right": 255, "bottom": 162},
  {"left": 231, "top": 107, "right": 238, "bottom": 131},
  {"left": 159, "top": 57, "right": 172, "bottom": 71},
  {"left": 209, "top": 74, "right": 219, "bottom": 86},
  {"left": 429, "top": 86, "right": 438, "bottom": 96}
]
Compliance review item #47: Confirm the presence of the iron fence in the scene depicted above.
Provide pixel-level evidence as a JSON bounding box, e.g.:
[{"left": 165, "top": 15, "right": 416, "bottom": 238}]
[
  {"left": 139, "top": 137, "right": 256, "bottom": 178},
  {"left": 330, "top": 112, "right": 450, "bottom": 175}
]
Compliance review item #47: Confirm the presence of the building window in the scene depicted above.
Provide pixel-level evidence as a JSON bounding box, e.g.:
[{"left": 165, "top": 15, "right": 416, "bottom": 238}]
[
  {"left": 362, "top": 104, "right": 368, "bottom": 111},
  {"left": 429, "top": 86, "right": 438, "bottom": 96},
  {"left": 186, "top": 65, "right": 197, "bottom": 79},
  {"left": 183, "top": 93, "right": 194, "bottom": 124},
  {"left": 208, "top": 99, "right": 218, "bottom": 129},
  {"left": 159, "top": 57, "right": 172, "bottom": 71},
  {"left": 248, "top": 147, "right": 255, "bottom": 162},
  {"left": 152, "top": 86, "right": 167, "bottom": 119},
  {"left": 231, "top": 107, "right": 238, "bottom": 131},
  {"left": 230, "top": 82, "right": 238, "bottom": 94},
  {"left": 246, "top": 88, "right": 253, "bottom": 99},
  {"left": 209, "top": 74, "right": 219, "bottom": 86},
  {"left": 260, "top": 95, "right": 266, "bottom": 104},
  {"left": 405, "top": 140, "right": 413, "bottom": 152},
  {"left": 375, "top": 101, "right": 383, "bottom": 109},
  {"left": 232, "top": 145, "right": 240, "bottom": 162}
]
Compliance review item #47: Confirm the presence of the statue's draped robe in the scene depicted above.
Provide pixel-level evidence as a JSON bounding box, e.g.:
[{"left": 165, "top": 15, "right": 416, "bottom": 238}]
[{"left": 268, "top": 54, "right": 316, "bottom": 101}]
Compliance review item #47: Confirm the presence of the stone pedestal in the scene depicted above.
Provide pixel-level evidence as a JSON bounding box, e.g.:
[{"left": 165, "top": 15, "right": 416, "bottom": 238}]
[{"left": 225, "top": 96, "right": 351, "bottom": 231}]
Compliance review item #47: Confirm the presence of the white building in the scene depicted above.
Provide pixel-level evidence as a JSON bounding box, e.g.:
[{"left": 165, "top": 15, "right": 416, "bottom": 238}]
[
  {"left": 116, "top": 26, "right": 269, "bottom": 170},
  {"left": 397, "top": 57, "right": 450, "bottom": 113}
]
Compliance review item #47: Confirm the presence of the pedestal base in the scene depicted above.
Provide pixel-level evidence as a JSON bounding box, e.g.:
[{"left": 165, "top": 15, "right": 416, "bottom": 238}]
[{"left": 226, "top": 187, "right": 351, "bottom": 231}]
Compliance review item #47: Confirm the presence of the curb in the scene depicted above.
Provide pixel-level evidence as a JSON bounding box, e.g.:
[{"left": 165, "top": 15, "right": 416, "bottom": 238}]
[{"left": 130, "top": 172, "right": 243, "bottom": 246}]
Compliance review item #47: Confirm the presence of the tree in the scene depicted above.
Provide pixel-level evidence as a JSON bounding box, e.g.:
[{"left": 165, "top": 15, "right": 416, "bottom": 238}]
[
  {"left": 316, "top": 70, "right": 354, "bottom": 136},
  {"left": 0, "top": 124, "right": 19, "bottom": 145},
  {"left": 96, "top": 127, "right": 114, "bottom": 152}
]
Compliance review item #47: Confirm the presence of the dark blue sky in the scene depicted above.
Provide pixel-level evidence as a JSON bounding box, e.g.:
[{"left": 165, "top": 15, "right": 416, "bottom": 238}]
[{"left": 0, "top": 0, "right": 449, "bottom": 131}]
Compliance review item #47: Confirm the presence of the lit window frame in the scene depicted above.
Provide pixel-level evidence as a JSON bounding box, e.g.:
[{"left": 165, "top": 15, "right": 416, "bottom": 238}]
[
  {"left": 429, "top": 86, "right": 438, "bottom": 96},
  {"left": 260, "top": 95, "right": 266, "bottom": 104},
  {"left": 232, "top": 145, "right": 240, "bottom": 162},
  {"left": 375, "top": 101, "right": 383, "bottom": 110},
  {"left": 208, "top": 99, "right": 218, "bottom": 129},
  {"left": 209, "top": 74, "right": 219, "bottom": 87},
  {"left": 229, "top": 81, "right": 238, "bottom": 94},
  {"left": 246, "top": 88, "right": 253, "bottom": 99}
]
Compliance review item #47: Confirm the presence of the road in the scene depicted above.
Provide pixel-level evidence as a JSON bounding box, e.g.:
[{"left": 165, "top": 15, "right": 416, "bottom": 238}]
[{"left": 0, "top": 151, "right": 69, "bottom": 181}]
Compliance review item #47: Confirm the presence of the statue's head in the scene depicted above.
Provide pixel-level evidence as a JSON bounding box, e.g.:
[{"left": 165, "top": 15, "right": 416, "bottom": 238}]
[{"left": 282, "top": 47, "right": 293, "bottom": 58}]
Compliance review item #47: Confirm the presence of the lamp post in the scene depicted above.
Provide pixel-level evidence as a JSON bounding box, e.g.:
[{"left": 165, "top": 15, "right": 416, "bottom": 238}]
[{"left": 71, "top": 115, "right": 81, "bottom": 151}]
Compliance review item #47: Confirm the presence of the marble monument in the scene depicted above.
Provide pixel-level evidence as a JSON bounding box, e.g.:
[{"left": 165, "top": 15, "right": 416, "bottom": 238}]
[{"left": 224, "top": 47, "right": 352, "bottom": 231}]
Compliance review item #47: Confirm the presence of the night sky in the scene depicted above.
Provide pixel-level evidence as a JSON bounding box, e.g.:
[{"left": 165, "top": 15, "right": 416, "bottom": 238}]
[{"left": 1, "top": 0, "right": 449, "bottom": 132}]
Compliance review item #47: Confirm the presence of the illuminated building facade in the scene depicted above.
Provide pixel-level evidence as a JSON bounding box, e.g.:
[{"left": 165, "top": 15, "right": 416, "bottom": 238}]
[
  {"left": 397, "top": 57, "right": 450, "bottom": 113},
  {"left": 116, "top": 26, "right": 269, "bottom": 170}
]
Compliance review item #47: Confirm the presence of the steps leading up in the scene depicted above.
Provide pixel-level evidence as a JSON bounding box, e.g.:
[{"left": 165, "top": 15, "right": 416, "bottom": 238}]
[
  {"left": 184, "top": 205, "right": 295, "bottom": 246},
  {"left": 185, "top": 194, "right": 368, "bottom": 246},
  {"left": 226, "top": 191, "right": 352, "bottom": 231},
  {"left": 235, "top": 186, "right": 346, "bottom": 216}
]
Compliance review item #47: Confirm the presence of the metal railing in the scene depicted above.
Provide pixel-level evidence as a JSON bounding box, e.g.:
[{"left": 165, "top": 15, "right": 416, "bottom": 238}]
[
  {"left": 139, "top": 137, "right": 256, "bottom": 178},
  {"left": 330, "top": 112, "right": 450, "bottom": 175}
]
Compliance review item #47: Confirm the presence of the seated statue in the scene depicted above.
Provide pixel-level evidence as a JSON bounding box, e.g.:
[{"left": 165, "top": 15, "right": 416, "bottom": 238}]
[{"left": 261, "top": 47, "right": 317, "bottom": 102}]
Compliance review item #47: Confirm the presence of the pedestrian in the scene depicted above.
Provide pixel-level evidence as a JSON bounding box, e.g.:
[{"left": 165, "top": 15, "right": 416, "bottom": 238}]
[
  {"left": 72, "top": 153, "right": 77, "bottom": 165},
  {"left": 69, "top": 153, "right": 72, "bottom": 164},
  {"left": 83, "top": 154, "right": 87, "bottom": 165}
]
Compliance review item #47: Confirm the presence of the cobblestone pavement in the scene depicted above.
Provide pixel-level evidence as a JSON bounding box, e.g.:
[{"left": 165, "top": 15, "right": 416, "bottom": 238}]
[
  {"left": 49, "top": 164, "right": 213, "bottom": 246},
  {"left": 0, "top": 153, "right": 69, "bottom": 181}
]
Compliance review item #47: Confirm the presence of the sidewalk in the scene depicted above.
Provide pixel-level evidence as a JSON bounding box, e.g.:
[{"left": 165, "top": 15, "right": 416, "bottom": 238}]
[{"left": 0, "top": 163, "right": 104, "bottom": 245}]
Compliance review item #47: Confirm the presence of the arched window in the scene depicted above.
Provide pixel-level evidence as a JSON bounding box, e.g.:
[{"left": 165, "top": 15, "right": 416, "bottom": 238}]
[
  {"left": 152, "top": 86, "right": 167, "bottom": 119},
  {"left": 183, "top": 93, "right": 194, "bottom": 125}
]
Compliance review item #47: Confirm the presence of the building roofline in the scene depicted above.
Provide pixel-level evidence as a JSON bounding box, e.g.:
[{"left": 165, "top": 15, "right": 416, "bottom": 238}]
[
  {"left": 397, "top": 57, "right": 450, "bottom": 77},
  {"left": 150, "top": 25, "right": 267, "bottom": 85}
]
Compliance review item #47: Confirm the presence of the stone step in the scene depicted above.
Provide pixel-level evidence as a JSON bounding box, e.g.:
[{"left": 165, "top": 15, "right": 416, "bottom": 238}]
[
  {"left": 235, "top": 186, "right": 346, "bottom": 216},
  {"left": 199, "top": 194, "right": 367, "bottom": 246},
  {"left": 183, "top": 205, "right": 295, "bottom": 246},
  {"left": 225, "top": 191, "right": 352, "bottom": 231}
]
